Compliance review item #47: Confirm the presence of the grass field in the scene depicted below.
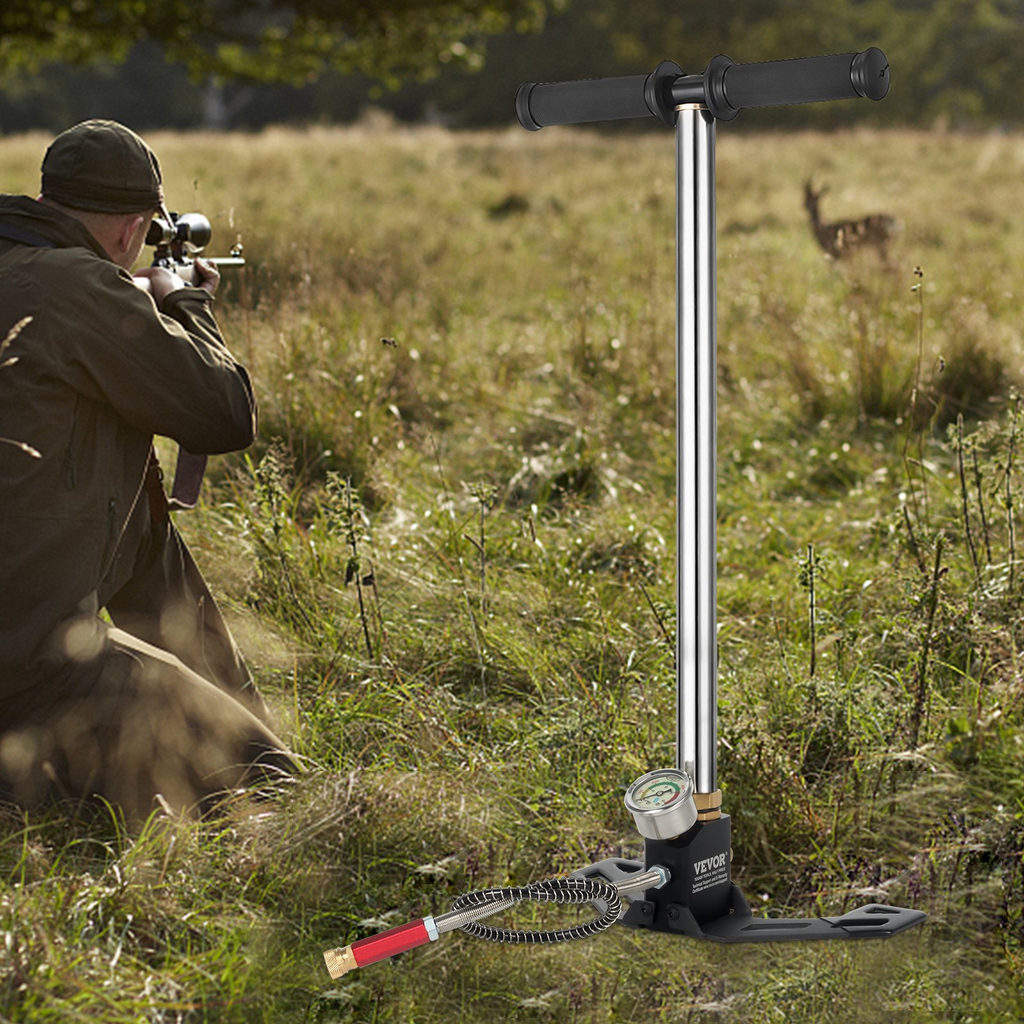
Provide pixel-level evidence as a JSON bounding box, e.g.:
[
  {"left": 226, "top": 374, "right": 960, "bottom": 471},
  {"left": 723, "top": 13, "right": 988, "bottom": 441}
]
[{"left": 2, "top": 122, "right": 1024, "bottom": 1022}]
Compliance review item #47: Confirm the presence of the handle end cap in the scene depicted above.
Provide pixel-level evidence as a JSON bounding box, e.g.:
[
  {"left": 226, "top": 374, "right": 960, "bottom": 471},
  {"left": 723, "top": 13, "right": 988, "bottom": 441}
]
[
  {"left": 515, "top": 82, "right": 542, "bottom": 130},
  {"left": 851, "top": 47, "right": 890, "bottom": 101}
]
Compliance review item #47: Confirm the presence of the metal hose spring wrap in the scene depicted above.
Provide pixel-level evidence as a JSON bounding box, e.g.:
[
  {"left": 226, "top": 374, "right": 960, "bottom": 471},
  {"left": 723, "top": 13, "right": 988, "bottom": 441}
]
[{"left": 448, "top": 876, "right": 621, "bottom": 944}]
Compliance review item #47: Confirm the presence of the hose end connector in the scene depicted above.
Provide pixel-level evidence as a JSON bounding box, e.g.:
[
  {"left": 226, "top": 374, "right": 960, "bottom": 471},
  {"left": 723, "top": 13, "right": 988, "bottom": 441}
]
[{"left": 323, "top": 945, "right": 357, "bottom": 979}]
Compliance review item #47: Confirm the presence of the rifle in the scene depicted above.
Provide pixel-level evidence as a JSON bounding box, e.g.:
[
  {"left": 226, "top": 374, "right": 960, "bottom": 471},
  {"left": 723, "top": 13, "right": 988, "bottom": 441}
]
[
  {"left": 137, "top": 211, "right": 244, "bottom": 289},
  {"left": 135, "top": 212, "right": 247, "bottom": 508}
]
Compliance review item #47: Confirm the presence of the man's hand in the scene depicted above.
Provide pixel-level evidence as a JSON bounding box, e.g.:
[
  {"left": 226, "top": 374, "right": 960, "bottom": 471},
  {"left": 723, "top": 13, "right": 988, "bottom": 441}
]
[
  {"left": 191, "top": 257, "right": 220, "bottom": 298},
  {"left": 133, "top": 266, "right": 189, "bottom": 305},
  {"left": 133, "top": 259, "right": 219, "bottom": 303}
]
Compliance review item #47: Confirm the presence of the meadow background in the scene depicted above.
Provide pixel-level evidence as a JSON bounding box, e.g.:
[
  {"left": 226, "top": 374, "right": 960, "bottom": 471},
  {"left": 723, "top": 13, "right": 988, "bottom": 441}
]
[{"left": 2, "top": 119, "right": 1024, "bottom": 1023}]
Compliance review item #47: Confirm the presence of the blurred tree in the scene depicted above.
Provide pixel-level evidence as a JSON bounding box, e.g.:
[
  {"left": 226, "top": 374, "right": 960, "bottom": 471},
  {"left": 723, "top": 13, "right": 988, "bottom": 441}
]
[
  {"left": 0, "top": 0, "right": 565, "bottom": 86},
  {"left": 584, "top": 0, "right": 1024, "bottom": 127},
  {"left": 882, "top": 0, "right": 1024, "bottom": 124},
  {"left": 1, "top": 0, "right": 1022, "bottom": 130}
]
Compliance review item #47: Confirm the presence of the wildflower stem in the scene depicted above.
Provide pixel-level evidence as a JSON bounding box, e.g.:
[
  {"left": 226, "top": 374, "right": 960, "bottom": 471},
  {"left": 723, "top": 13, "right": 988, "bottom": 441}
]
[{"left": 957, "top": 414, "right": 981, "bottom": 586}]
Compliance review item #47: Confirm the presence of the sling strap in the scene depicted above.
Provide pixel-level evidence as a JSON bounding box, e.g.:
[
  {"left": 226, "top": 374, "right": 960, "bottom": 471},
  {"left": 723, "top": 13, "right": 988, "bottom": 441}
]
[
  {"left": 0, "top": 223, "right": 57, "bottom": 248},
  {"left": 168, "top": 449, "right": 207, "bottom": 510}
]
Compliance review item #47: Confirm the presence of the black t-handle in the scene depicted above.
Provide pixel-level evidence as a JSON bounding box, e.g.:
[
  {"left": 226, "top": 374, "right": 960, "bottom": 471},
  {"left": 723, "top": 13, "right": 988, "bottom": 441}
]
[{"left": 516, "top": 48, "right": 889, "bottom": 129}]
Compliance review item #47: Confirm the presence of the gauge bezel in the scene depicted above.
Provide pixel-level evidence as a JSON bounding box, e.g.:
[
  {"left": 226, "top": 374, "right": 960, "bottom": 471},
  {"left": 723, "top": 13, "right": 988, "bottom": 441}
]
[{"left": 624, "top": 768, "right": 698, "bottom": 840}]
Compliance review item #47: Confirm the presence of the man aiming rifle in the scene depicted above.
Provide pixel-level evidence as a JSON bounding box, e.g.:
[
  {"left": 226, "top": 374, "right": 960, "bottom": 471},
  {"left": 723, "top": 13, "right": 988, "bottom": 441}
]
[{"left": 0, "top": 119, "right": 294, "bottom": 818}]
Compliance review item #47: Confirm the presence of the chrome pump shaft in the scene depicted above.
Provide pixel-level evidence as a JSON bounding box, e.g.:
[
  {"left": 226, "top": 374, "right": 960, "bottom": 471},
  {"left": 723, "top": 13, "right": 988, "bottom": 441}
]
[{"left": 675, "top": 104, "right": 718, "bottom": 797}]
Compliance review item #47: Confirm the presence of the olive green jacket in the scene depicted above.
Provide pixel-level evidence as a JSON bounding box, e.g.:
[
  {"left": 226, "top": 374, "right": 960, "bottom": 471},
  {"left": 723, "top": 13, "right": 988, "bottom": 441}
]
[{"left": 0, "top": 195, "right": 256, "bottom": 691}]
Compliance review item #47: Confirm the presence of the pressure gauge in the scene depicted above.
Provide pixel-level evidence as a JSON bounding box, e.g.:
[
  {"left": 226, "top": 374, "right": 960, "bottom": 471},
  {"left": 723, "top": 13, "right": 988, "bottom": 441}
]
[{"left": 625, "top": 768, "right": 698, "bottom": 840}]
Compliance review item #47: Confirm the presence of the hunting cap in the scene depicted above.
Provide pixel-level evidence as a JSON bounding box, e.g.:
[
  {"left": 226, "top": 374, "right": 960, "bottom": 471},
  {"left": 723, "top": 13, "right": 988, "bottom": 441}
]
[{"left": 41, "top": 119, "right": 171, "bottom": 223}]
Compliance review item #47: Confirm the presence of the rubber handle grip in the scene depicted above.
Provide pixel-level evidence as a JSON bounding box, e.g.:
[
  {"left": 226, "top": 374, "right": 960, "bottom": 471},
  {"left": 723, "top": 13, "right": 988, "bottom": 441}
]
[
  {"left": 516, "top": 74, "right": 653, "bottom": 130},
  {"left": 705, "top": 48, "right": 889, "bottom": 119}
]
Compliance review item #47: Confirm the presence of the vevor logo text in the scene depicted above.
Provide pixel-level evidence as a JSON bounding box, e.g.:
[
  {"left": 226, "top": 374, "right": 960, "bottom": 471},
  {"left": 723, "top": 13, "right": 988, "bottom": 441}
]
[{"left": 694, "top": 853, "right": 727, "bottom": 876}]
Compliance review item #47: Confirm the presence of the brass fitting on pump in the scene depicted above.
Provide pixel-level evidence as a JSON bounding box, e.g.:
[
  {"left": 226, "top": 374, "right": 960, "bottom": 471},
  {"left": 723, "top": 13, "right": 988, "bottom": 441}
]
[{"left": 694, "top": 789, "right": 722, "bottom": 821}]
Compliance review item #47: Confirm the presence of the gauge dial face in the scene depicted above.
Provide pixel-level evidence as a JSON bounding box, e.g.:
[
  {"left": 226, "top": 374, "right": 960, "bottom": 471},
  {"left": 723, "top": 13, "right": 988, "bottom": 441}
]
[
  {"left": 625, "top": 769, "right": 693, "bottom": 814},
  {"left": 632, "top": 778, "right": 684, "bottom": 809}
]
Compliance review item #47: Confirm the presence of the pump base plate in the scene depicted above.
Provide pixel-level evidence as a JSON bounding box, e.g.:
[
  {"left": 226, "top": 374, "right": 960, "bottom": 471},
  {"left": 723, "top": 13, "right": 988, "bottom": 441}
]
[{"left": 573, "top": 856, "right": 926, "bottom": 943}]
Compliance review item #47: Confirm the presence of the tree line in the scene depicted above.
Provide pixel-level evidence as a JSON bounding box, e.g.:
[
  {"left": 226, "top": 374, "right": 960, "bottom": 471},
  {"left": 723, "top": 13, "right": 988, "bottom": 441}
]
[{"left": 1, "top": 0, "right": 1021, "bottom": 132}]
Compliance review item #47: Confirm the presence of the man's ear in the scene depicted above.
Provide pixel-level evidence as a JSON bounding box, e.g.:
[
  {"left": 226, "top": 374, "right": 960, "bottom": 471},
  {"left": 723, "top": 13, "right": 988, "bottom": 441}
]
[{"left": 117, "top": 213, "right": 147, "bottom": 255}]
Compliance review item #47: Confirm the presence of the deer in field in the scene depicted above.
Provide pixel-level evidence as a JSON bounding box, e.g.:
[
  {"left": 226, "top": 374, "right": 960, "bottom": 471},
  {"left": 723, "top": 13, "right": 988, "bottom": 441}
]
[{"left": 803, "top": 180, "right": 897, "bottom": 262}]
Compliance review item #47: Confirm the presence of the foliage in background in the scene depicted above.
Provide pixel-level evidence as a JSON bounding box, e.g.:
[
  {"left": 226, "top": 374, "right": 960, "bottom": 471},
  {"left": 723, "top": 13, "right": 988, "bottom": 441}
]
[
  {"left": 0, "top": 0, "right": 562, "bottom": 87},
  {"left": 1, "top": 0, "right": 1024, "bottom": 130}
]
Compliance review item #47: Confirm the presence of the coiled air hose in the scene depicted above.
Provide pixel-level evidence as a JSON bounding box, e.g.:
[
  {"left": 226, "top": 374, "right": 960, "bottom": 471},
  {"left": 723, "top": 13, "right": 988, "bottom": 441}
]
[
  {"left": 323, "top": 867, "right": 668, "bottom": 977},
  {"left": 448, "top": 876, "right": 620, "bottom": 944}
]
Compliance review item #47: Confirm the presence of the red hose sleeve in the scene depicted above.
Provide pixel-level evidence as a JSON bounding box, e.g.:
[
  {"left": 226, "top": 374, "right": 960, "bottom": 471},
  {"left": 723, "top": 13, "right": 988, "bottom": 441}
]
[{"left": 350, "top": 919, "right": 432, "bottom": 968}]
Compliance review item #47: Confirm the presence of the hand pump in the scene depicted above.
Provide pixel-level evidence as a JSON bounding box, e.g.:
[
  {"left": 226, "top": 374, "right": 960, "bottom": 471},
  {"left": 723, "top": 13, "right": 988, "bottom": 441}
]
[
  {"left": 323, "top": 48, "right": 924, "bottom": 977},
  {"left": 517, "top": 47, "right": 924, "bottom": 942}
]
